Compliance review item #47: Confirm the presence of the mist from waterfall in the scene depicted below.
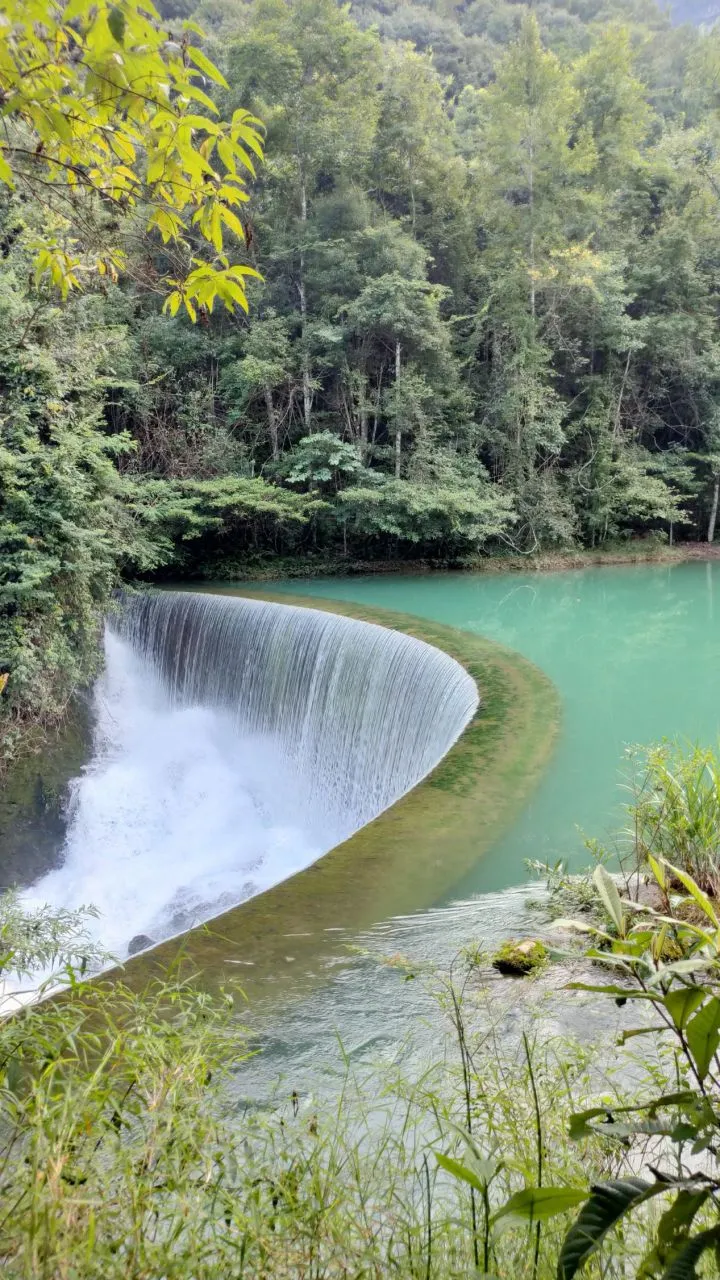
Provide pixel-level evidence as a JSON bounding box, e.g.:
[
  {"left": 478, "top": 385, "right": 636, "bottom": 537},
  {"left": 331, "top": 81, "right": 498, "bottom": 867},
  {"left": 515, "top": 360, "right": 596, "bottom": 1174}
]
[{"left": 21, "top": 592, "right": 478, "bottom": 961}]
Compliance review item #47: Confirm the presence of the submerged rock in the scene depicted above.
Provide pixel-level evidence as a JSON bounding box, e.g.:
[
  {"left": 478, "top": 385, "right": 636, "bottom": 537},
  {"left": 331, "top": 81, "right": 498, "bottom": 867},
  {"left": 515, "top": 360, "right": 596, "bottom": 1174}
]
[
  {"left": 127, "top": 933, "right": 155, "bottom": 957},
  {"left": 491, "top": 938, "right": 547, "bottom": 976}
]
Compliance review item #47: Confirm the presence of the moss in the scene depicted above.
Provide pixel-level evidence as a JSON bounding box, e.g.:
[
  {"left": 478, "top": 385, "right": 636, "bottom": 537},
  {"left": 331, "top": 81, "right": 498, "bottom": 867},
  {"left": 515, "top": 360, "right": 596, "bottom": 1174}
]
[{"left": 492, "top": 938, "right": 548, "bottom": 976}]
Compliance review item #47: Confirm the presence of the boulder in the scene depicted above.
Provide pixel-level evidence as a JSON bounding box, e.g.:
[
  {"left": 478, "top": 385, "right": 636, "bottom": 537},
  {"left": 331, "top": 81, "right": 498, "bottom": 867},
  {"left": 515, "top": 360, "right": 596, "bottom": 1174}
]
[
  {"left": 492, "top": 938, "right": 547, "bottom": 976},
  {"left": 127, "top": 933, "right": 155, "bottom": 957}
]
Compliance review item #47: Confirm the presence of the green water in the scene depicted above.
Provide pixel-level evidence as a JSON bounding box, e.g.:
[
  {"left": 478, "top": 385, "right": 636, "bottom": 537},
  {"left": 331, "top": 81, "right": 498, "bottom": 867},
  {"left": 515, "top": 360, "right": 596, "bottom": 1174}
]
[{"left": 257, "top": 560, "right": 720, "bottom": 895}]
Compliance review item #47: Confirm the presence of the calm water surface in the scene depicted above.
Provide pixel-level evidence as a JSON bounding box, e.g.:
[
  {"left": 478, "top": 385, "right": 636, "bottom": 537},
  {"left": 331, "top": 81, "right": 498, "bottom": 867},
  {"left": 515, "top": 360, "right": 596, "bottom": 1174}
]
[{"left": 256, "top": 560, "right": 720, "bottom": 894}]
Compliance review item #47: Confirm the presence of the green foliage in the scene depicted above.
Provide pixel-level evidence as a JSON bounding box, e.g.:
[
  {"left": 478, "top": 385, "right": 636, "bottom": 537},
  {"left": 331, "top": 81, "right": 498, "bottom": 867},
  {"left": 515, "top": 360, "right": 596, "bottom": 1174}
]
[
  {"left": 338, "top": 471, "right": 516, "bottom": 553},
  {"left": 0, "top": 891, "right": 105, "bottom": 982},
  {"left": 0, "top": 0, "right": 264, "bottom": 316},
  {"left": 10, "top": 743, "right": 720, "bottom": 1275},
  {"left": 520, "top": 743, "right": 720, "bottom": 1278},
  {"left": 0, "top": 891, "right": 606, "bottom": 1279},
  {"left": 0, "top": 251, "right": 136, "bottom": 762},
  {"left": 632, "top": 742, "right": 720, "bottom": 897},
  {"left": 9, "top": 0, "right": 720, "bottom": 753},
  {"left": 279, "top": 431, "right": 364, "bottom": 491}
]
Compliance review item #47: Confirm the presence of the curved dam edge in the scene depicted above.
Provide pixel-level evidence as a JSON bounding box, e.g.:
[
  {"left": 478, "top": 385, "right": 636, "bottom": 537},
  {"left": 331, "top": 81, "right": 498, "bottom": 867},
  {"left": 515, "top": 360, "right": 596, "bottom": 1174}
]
[{"left": 118, "top": 592, "right": 561, "bottom": 998}]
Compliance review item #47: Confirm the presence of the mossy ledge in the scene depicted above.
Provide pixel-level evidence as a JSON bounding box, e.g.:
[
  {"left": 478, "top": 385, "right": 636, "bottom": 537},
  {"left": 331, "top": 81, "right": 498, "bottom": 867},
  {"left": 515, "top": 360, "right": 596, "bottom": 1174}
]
[{"left": 119, "top": 591, "right": 561, "bottom": 1001}]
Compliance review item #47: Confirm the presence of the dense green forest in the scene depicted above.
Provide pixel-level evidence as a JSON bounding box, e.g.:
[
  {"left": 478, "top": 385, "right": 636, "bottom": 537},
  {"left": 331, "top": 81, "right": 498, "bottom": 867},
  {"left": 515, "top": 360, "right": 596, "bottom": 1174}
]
[{"left": 5, "top": 0, "right": 720, "bottom": 751}]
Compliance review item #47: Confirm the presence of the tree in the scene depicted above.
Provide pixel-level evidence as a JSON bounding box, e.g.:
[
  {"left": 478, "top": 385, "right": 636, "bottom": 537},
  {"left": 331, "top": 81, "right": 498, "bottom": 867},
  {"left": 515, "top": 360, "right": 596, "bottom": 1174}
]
[
  {"left": 0, "top": 0, "right": 263, "bottom": 316},
  {"left": 463, "top": 15, "right": 596, "bottom": 540},
  {"left": 225, "top": 0, "right": 381, "bottom": 430},
  {"left": 343, "top": 267, "right": 451, "bottom": 476}
]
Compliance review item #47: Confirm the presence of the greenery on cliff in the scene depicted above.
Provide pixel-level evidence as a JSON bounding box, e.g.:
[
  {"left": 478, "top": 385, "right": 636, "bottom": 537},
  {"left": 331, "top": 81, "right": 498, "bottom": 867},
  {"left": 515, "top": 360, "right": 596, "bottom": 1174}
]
[{"left": 5, "top": 0, "right": 720, "bottom": 748}]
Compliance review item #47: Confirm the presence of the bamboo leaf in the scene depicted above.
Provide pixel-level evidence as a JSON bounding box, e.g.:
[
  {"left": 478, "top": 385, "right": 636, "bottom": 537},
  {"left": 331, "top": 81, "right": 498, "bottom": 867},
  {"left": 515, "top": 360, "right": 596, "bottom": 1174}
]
[
  {"left": 593, "top": 865, "right": 624, "bottom": 934},
  {"left": 493, "top": 1186, "right": 587, "bottom": 1228},
  {"left": 435, "top": 1152, "right": 485, "bottom": 1195}
]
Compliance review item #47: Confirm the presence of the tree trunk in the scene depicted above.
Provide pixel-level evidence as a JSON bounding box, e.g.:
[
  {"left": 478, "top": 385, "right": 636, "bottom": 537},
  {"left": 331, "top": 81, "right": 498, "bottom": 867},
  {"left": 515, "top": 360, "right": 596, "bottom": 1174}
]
[
  {"left": 708, "top": 473, "right": 720, "bottom": 544},
  {"left": 359, "top": 392, "right": 368, "bottom": 463},
  {"left": 394, "top": 338, "right": 402, "bottom": 479},
  {"left": 298, "top": 175, "right": 312, "bottom": 431},
  {"left": 613, "top": 351, "right": 632, "bottom": 441},
  {"left": 372, "top": 365, "right": 384, "bottom": 448},
  {"left": 264, "top": 384, "right": 279, "bottom": 461},
  {"left": 528, "top": 137, "right": 535, "bottom": 323}
]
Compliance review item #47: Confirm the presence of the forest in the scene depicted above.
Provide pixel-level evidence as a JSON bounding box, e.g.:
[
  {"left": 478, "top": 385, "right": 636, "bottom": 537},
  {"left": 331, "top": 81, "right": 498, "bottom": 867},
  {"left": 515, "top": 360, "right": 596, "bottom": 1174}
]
[{"left": 5, "top": 0, "right": 720, "bottom": 750}]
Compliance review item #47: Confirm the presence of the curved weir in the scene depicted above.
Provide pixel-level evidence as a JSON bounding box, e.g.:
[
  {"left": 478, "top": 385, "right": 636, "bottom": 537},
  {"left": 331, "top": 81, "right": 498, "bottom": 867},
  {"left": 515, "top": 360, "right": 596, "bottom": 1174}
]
[
  {"left": 22, "top": 592, "right": 478, "bottom": 962},
  {"left": 117, "top": 591, "right": 479, "bottom": 843}
]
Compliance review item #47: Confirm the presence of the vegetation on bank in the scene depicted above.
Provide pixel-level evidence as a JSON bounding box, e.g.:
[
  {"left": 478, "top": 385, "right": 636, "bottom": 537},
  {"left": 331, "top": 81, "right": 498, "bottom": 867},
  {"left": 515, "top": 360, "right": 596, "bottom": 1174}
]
[
  {"left": 4, "top": 741, "right": 720, "bottom": 1276},
  {"left": 6, "top": 0, "right": 720, "bottom": 753},
  {"left": 193, "top": 535, "right": 706, "bottom": 581}
]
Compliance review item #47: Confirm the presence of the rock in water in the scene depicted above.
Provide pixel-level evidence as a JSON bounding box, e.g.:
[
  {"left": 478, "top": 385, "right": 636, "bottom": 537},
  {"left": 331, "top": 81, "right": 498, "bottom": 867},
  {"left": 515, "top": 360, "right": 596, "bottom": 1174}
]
[
  {"left": 492, "top": 938, "right": 547, "bottom": 976},
  {"left": 127, "top": 933, "right": 155, "bottom": 957}
]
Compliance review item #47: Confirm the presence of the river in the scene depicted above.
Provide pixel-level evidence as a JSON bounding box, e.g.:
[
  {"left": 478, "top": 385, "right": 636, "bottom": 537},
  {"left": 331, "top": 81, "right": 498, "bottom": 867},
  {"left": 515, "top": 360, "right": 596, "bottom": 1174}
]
[{"left": 265, "top": 560, "right": 720, "bottom": 893}]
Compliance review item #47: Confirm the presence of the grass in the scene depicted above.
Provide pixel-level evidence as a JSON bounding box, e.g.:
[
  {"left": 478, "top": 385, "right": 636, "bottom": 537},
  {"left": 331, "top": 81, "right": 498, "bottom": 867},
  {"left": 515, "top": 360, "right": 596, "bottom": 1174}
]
[
  {"left": 6, "top": 744, "right": 720, "bottom": 1277},
  {"left": 0, "top": 915, "right": 634, "bottom": 1280}
]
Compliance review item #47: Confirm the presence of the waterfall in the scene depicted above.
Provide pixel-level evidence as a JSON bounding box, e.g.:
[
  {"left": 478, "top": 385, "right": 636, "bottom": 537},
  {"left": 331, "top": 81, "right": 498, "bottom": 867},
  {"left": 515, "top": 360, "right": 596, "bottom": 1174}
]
[{"left": 21, "top": 592, "right": 478, "bottom": 960}]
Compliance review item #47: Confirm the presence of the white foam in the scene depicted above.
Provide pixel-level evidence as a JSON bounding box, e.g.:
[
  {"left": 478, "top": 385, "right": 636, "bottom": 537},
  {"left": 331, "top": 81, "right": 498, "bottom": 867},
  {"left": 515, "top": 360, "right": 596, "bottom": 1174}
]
[
  {"left": 21, "top": 631, "right": 321, "bottom": 961},
  {"left": 18, "top": 592, "right": 478, "bottom": 973}
]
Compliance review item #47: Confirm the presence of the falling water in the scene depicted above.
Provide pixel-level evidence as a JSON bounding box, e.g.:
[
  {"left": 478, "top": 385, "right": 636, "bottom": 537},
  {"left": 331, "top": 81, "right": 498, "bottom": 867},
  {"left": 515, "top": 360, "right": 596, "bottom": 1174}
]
[{"left": 21, "top": 592, "right": 478, "bottom": 961}]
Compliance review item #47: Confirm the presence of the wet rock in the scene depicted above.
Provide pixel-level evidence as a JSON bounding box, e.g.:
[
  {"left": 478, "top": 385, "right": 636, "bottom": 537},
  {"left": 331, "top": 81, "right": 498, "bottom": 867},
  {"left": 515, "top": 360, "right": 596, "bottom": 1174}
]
[
  {"left": 127, "top": 933, "right": 155, "bottom": 957},
  {"left": 491, "top": 938, "right": 547, "bottom": 976}
]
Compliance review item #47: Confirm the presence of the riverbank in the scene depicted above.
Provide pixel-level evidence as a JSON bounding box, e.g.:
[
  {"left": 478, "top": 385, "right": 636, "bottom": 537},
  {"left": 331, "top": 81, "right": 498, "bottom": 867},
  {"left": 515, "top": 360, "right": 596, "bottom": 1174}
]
[{"left": 192, "top": 537, "right": 715, "bottom": 583}]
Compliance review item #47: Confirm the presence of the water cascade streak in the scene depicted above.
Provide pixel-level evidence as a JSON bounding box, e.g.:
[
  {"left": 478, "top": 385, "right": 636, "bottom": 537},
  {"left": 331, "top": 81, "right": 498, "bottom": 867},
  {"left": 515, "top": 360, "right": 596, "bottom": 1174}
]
[
  {"left": 115, "top": 591, "right": 479, "bottom": 841},
  {"left": 21, "top": 592, "right": 477, "bottom": 963}
]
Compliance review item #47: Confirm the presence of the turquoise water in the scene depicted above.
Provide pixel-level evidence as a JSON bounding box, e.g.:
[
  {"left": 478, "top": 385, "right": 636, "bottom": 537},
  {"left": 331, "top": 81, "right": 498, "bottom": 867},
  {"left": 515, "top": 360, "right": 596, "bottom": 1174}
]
[{"left": 252, "top": 561, "right": 720, "bottom": 896}]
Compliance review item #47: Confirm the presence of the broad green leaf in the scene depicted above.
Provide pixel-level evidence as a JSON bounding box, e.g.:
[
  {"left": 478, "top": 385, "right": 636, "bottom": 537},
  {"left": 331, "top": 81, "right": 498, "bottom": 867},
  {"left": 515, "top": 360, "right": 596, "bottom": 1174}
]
[
  {"left": 685, "top": 997, "right": 720, "bottom": 1080},
  {"left": 566, "top": 983, "right": 653, "bottom": 1001},
  {"left": 639, "top": 1190, "right": 711, "bottom": 1277},
  {"left": 661, "top": 860, "right": 719, "bottom": 926},
  {"left": 551, "top": 919, "right": 613, "bottom": 942},
  {"left": 648, "top": 854, "right": 668, "bottom": 892},
  {"left": 647, "top": 959, "right": 714, "bottom": 987},
  {"left": 558, "top": 1178, "right": 673, "bottom": 1279},
  {"left": 663, "top": 988, "right": 706, "bottom": 1030},
  {"left": 568, "top": 1094, "right": 696, "bottom": 1140},
  {"left": 435, "top": 1152, "right": 485, "bottom": 1195},
  {"left": 107, "top": 6, "right": 126, "bottom": 43},
  {"left": 187, "top": 45, "right": 229, "bottom": 89},
  {"left": 618, "top": 1025, "right": 669, "bottom": 1045},
  {"left": 162, "top": 291, "right": 182, "bottom": 317},
  {"left": 662, "top": 1224, "right": 720, "bottom": 1278},
  {"left": 493, "top": 1186, "right": 587, "bottom": 1228},
  {"left": 440, "top": 1120, "right": 500, "bottom": 1184}
]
